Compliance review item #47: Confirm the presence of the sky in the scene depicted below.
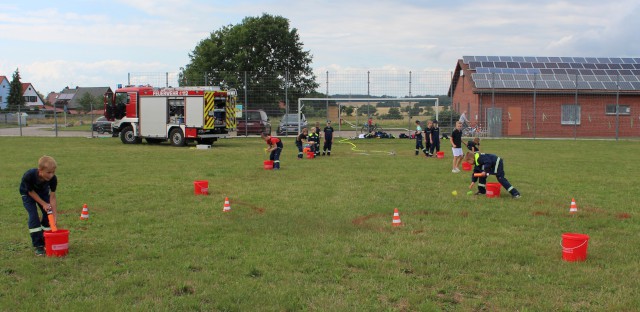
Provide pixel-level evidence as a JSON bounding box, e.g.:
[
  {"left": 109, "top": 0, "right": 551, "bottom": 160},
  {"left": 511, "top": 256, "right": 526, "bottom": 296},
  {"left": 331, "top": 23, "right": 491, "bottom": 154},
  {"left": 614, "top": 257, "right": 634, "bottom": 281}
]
[{"left": 2, "top": 0, "right": 640, "bottom": 96}]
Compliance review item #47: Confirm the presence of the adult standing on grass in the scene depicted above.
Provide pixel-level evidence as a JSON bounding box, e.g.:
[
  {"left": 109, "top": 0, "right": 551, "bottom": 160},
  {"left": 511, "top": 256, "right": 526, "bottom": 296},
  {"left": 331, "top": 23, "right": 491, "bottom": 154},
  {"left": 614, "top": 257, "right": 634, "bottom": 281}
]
[
  {"left": 322, "top": 120, "right": 334, "bottom": 156},
  {"left": 450, "top": 121, "right": 464, "bottom": 173},
  {"left": 262, "top": 132, "right": 283, "bottom": 169},
  {"left": 19, "top": 156, "right": 58, "bottom": 256},
  {"left": 465, "top": 152, "right": 521, "bottom": 198}
]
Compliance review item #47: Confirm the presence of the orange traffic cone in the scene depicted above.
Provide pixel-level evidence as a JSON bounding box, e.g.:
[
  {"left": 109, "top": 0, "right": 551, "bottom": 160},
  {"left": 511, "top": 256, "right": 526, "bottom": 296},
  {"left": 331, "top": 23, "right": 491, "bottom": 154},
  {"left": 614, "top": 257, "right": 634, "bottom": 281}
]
[
  {"left": 569, "top": 198, "right": 578, "bottom": 213},
  {"left": 79, "top": 203, "right": 89, "bottom": 220},
  {"left": 223, "top": 197, "right": 231, "bottom": 213},
  {"left": 392, "top": 208, "right": 402, "bottom": 227}
]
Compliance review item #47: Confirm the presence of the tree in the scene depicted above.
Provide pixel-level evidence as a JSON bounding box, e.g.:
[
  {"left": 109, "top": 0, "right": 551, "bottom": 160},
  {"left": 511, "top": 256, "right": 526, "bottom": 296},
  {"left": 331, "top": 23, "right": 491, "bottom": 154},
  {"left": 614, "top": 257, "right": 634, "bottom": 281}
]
[
  {"left": 180, "top": 14, "right": 318, "bottom": 111},
  {"left": 78, "top": 92, "right": 101, "bottom": 113},
  {"left": 357, "top": 104, "right": 377, "bottom": 116},
  {"left": 7, "top": 68, "right": 25, "bottom": 112},
  {"left": 381, "top": 107, "right": 402, "bottom": 119},
  {"left": 343, "top": 105, "right": 354, "bottom": 117}
]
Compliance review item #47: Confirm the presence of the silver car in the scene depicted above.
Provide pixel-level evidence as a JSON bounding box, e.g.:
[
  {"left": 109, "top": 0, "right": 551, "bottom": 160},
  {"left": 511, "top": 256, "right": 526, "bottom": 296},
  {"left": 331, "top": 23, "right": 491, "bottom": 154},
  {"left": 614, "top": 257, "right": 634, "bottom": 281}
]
[{"left": 277, "top": 113, "right": 307, "bottom": 135}]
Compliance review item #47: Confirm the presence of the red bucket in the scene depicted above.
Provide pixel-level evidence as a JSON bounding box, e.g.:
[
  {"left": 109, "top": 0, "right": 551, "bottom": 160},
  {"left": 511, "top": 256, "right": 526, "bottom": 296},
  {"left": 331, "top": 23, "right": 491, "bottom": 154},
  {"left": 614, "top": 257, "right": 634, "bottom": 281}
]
[
  {"left": 44, "top": 229, "right": 69, "bottom": 257},
  {"left": 462, "top": 162, "right": 472, "bottom": 171},
  {"left": 264, "top": 160, "right": 274, "bottom": 170},
  {"left": 436, "top": 151, "right": 444, "bottom": 159},
  {"left": 485, "top": 182, "right": 501, "bottom": 198},
  {"left": 194, "top": 180, "right": 209, "bottom": 195},
  {"left": 562, "top": 233, "right": 590, "bottom": 261},
  {"left": 307, "top": 152, "right": 315, "bottom": 159}
]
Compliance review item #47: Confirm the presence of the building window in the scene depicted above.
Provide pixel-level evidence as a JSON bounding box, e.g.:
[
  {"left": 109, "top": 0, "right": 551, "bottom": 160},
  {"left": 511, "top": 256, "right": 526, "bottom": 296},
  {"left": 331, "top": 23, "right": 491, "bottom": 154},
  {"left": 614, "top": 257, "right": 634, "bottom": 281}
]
[
  {"left": 23, "top": 96, "right": 37, "bottom": 102},
  {"left": 605, "top": 104, "right": 630, "bottom": 115},
  {"left": 561, "top": 104, "right": 581, "bottom": 125}
]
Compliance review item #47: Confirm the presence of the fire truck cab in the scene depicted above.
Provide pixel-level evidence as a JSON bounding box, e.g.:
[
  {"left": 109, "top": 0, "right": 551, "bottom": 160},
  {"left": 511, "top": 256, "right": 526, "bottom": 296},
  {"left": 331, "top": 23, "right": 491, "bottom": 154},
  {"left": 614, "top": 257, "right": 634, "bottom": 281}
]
[{"left": 105, "top": 86, "right": 237, "bottom": 146}]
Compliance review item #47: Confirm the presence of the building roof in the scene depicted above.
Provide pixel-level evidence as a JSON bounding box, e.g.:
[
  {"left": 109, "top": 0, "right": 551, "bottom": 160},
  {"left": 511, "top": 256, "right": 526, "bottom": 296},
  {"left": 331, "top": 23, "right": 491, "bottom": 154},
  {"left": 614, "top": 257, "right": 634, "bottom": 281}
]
[
  {"left": 458, "top": 56, "right": 640, "bottom": 93},
  {"left": 21, "top": 82, "right": 33, "bottom": 93},
  {"left": 46, "top": 92, "right": 59, "bottom": 105},
  {"left": 55, "top": 86, "right": 112, "bottom": 109},
  {"left": 0, "top": 76, "right": 7, "bottom": 84}
]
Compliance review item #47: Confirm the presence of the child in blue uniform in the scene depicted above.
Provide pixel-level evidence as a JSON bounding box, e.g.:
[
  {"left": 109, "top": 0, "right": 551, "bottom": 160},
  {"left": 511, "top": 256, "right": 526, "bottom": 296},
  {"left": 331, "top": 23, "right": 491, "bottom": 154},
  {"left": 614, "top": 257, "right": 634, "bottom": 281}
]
[
  {"left": 295, "top": 128, "right": 309, "bottom": 159},
  {"left": 414, "top": 120, "right": 426, "bottom": 156},
  {"left": 466, "top": 137, "right": 480, "bottom": 152},
  {"left": 423, "top": 120, "right": 433, "bottom": 157},
  {"left": 19, "top": 156, "right": 58, "bottom": 256},
  {"left": 322, "top": 120, "right": 334, "bottom": 156},
  {"left": 465, "top": 152, "right": 521, "bottom": 198},
  {"left": 262, "top": 133, "right": 283, "bottom": 169},
  {"left": 429, "top": 120, "right": 440, "bottom": 156}
]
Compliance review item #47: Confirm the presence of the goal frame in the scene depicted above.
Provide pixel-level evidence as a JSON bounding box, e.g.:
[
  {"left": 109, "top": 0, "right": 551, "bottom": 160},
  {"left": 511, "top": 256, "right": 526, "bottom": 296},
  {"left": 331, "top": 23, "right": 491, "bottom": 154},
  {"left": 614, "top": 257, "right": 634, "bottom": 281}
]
[{"left": 297, "top": 97, "right": 440, "bottom": 134}]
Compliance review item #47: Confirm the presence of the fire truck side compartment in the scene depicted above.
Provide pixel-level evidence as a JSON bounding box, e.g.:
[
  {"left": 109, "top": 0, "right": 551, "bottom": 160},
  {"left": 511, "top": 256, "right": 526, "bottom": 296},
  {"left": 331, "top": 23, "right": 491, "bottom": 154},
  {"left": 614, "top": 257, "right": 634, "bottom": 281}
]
[
  {"left": 139, "top": 97, "right": 168, "bottom": 137},
  {"left": 186, "top": 97, "right": 204, "bottom": 128}
]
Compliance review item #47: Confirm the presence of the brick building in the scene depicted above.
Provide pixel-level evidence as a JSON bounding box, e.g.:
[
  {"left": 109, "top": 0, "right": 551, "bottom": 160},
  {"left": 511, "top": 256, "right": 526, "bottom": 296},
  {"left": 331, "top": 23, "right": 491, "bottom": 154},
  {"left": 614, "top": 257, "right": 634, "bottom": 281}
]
[{"left": 449, "top": 56, "right": 640, "bottom": 138}]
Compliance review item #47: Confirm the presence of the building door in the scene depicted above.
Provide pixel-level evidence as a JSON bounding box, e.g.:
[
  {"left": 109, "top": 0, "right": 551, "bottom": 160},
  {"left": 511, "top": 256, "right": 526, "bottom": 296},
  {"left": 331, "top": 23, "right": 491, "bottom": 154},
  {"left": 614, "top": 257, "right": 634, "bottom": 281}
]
[
  {"left": 507, "top": 106, "right": 522, "bottom": 136},
  {"left": 486, "top": 107, "right": 502, "bottom": 137}
]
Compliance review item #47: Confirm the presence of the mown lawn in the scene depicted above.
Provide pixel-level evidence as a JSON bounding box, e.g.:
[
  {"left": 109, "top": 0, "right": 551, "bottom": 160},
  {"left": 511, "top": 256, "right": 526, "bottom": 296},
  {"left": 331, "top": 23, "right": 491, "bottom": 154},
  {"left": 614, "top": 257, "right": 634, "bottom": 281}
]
[{"left": 1, "top": 136, "right": 638, "bottom": 311}]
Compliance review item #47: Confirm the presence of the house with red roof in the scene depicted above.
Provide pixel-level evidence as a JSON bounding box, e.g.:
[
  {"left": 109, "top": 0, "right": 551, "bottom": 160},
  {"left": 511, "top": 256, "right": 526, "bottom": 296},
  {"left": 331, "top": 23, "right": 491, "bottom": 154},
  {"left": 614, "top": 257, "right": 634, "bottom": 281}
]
[
  {"left": 22, "top": 83, "right": 45, "bottom": 109},
  {"left": 0, "top": 76, "right": 9, "bottom": 109},
  {"left": 0, "top": 75, "right": 45, "bottom": 110}
]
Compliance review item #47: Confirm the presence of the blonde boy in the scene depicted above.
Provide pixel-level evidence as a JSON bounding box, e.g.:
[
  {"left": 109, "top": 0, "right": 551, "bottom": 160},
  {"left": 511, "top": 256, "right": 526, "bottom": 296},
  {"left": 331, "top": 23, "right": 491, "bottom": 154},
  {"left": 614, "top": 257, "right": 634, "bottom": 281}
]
[
  {"left": 450, "top": 121, "right": 464, "bottom": 173},
  {"left": 19, "top": 156, "right": 58, "bottom": 256}
]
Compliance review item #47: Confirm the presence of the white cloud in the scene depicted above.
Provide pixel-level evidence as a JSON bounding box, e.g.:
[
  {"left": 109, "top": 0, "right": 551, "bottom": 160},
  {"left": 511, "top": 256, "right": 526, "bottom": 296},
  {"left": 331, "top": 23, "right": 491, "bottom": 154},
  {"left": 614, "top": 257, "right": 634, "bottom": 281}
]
[{"left": 2, "top": 0, "right": 640, "bottom": 96}]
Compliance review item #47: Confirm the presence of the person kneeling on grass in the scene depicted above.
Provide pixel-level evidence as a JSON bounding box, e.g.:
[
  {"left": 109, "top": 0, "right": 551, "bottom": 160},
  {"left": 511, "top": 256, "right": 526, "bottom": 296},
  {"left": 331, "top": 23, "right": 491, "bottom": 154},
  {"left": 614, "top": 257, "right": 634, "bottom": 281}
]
[
  {"left": 465, "top": 152, "right": 521, "bottom": 198},
  {"left": 262, "top": 132, "right": 283, "bottom": 169}
]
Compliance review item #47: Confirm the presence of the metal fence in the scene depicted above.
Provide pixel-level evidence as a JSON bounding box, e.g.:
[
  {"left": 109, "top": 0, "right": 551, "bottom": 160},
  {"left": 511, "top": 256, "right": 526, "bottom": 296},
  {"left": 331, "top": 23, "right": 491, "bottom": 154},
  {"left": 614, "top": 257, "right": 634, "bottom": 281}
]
[
  {"left": 3, "top": 70, "right": 639, "bottom": 139},
  {"left": 124, "top": 70, "right": 453, "bottom": 137}
]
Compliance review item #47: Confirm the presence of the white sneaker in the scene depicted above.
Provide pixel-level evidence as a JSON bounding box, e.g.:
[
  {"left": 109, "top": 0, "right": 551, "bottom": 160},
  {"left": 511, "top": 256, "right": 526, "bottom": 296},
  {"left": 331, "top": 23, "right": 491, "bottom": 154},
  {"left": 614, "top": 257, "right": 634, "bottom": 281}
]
[{"left": 452, "top": 168, "right": 459, "bottom": 173}]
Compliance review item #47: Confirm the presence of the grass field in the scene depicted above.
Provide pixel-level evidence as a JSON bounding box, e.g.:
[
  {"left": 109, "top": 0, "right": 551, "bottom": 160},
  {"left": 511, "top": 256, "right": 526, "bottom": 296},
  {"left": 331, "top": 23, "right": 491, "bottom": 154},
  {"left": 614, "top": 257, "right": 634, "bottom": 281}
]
[{"left": 1, "top": 136, "right": 639, "bottom": 311}]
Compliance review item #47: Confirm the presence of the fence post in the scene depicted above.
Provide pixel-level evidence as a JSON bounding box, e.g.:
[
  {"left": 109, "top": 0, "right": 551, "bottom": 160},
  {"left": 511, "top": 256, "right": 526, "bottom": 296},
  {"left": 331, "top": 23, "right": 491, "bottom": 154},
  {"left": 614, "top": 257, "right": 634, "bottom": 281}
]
[
  {"left": 616, "top": 74, "right": 620, "bottom": 141},
  {"left": 574, "top": 74, "right": 578, "bottom": 140},
  {"left": 326, "top": 71, "right": 329, "bottom": 121},
  {"left": 533, "top": 74, "right": 537, "bottom": 139}
]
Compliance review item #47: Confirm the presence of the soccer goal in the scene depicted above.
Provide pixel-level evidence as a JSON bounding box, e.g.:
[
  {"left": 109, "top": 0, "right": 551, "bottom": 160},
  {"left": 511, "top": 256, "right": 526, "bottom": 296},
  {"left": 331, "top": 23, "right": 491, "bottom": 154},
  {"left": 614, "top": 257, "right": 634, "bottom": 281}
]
[{"left": 297, "top": 97, "right": 440, "bottom": 134}]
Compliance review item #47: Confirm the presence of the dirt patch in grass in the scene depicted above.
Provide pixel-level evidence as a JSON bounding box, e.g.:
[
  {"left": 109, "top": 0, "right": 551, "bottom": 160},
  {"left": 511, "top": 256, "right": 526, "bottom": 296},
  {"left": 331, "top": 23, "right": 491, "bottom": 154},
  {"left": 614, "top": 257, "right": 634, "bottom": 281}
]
[
  {"left": 532, "top": 211, "right": 550, "bottom": 216},
  {"left": 352, "top": 213, "right": 386, "bottom": 225},
  {"left": 616, "top": 212, "right": 631, "bottom": 219},
  {"left": 234, "top": 199, "right": 266, "bottom": 214}
]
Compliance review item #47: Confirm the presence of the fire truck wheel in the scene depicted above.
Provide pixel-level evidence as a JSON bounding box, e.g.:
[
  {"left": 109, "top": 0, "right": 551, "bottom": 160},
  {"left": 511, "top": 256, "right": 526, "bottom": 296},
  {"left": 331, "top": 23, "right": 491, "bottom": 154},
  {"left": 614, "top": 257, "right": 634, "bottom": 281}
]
[
  {"left": 170, "top": 128, "right": 186, "bottom": 146},
  {"left": 120, "top": 125, "right": 140, "bottom": 144}
]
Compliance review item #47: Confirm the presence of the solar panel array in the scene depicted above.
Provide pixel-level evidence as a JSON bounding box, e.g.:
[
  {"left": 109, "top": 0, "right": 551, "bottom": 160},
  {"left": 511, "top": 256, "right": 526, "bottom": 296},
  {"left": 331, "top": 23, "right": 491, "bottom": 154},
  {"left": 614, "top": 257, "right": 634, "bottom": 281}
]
[{"left": 463, "top": 56, "right": 640, "bottom": 90}]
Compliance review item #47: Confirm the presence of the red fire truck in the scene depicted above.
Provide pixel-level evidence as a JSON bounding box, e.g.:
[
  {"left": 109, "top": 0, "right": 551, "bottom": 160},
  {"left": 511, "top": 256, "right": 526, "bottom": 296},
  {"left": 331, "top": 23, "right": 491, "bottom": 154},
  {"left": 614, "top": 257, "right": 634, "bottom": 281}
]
[{"left": 105, "top": 85, "right": 237, "bottom": 146}]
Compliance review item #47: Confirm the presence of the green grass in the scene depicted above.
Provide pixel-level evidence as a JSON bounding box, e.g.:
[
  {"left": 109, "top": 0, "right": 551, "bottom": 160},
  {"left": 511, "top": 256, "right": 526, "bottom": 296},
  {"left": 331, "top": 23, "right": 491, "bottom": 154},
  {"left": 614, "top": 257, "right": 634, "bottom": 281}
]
[{"left": 1, "top": 136, "right": 639, "bottom": 311}]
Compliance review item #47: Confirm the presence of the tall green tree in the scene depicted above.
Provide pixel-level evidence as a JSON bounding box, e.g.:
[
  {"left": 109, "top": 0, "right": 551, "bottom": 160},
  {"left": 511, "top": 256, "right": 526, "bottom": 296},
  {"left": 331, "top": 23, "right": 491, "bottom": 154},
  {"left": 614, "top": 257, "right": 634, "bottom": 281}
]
[
  {"left": 7, "top": 68, "right": 25, "bottom": 112},
  {"left": 78, "top": 92, "right": 101, "bottom": 113},
  {"left": 180, "top": 14, "right": 318, "bottom": 111}
]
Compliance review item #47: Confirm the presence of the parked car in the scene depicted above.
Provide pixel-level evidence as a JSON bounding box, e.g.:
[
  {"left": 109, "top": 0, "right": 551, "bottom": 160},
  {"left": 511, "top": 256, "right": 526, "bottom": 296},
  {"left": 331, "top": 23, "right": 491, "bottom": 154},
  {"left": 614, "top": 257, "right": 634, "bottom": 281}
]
[
  {"left": 277, "top": 113, "right": 308, "bottom": 135},
  {"left": 236, "top": 109, "right": 271, "bottom": 135},
  {"left": 92, "top": 116, "right": 113, "bottom": 134}
]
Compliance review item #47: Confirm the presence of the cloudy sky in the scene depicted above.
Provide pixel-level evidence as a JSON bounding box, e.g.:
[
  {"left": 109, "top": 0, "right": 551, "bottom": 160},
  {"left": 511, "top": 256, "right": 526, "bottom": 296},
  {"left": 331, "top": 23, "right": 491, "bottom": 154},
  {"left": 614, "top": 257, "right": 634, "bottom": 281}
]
[{"left": 1, "top": 0, "right": 639, "bottom": 95}]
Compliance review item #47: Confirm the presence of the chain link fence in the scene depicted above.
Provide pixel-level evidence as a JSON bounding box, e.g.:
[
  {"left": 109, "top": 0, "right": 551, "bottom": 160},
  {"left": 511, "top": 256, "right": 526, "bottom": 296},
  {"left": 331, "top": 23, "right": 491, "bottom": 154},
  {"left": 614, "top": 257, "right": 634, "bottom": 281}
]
[{"left": 3, "top": 70, "right": 639, "bottom": 139}]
